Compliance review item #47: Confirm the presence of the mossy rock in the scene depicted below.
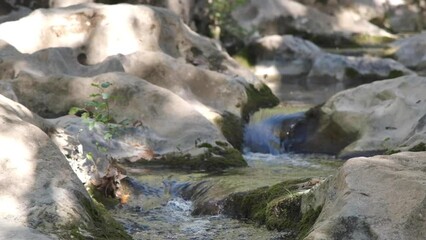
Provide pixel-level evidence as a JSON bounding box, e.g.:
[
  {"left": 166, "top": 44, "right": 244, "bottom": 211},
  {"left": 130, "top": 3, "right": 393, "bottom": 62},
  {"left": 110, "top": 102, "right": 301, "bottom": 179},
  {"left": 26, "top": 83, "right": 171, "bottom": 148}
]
[
  {"left": 242, "top": 83, "right": 280, "bottom": 122},
  {"left": 345, "top": 67, "right": 404, "bottom": 85},
  {"left": 60, "top": 191, "right": 131, "bottom": 240},
  {"left": 232, "top": 47, "right": 256, "bottom": 68},
  {"left": 133, "top": 145, "right": 247, "bottom": 171},
  {"left": 408, "top": 142, "right": 426, "bottom": 152},
  {"left": 215, "top": 112, "right": 244, "bottom": 150},
  {"left": 350, "top": 33, "right": 395, "bottom": 46},
  {"left": 222, "top": 178, "right": 321, "bottom": 238}
]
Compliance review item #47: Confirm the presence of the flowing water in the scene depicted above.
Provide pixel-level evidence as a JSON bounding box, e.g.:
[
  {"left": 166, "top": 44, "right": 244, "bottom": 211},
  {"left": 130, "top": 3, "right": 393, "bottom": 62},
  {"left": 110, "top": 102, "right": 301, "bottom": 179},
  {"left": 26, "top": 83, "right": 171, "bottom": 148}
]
[{"left": 110, "top": 112, "right": 343, "bottom": 240}]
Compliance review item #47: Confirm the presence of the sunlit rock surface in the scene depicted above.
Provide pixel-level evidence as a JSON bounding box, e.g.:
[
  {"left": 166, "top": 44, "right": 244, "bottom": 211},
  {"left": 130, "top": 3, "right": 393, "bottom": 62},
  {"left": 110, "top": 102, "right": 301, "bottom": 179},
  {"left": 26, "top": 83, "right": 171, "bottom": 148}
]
[
  {"left": 232, "top": 0, "right": 395, "bottom": 47},
  {"left": 0, "top": 3, "right": 259, "bottom": 84},
  {"left": 292, "top": 75, "right": 426, "bottom": 157},
  {"left": 0, "top": 94, "right": 129, "bottom": 239},
  {"left": 0, "top": 3, "right": 280, "bottom": 169},
  {"left": 303, "top": 152, "right": 426, "bottom": 240}
]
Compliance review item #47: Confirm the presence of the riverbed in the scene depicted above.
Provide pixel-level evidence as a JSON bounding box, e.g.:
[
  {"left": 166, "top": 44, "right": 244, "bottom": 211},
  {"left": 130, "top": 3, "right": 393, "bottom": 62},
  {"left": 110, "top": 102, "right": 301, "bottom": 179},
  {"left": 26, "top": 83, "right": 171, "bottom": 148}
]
[{"left": 111, "top": 153, "right": 342, "bottom": 240}]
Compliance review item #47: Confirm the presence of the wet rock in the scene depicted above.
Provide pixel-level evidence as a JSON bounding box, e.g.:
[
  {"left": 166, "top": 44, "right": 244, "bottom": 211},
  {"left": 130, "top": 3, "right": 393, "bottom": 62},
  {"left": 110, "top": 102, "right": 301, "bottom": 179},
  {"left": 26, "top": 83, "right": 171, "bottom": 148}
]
[
  {"left": 291, "top": 75, "right": 426, "bottom": 157},
  {"left": 303, "top": 152, "right": 426, "bottom": 240},
  {"left": 232, "top": 0, "right": 395, "bottom": 48},
  {"left": 0, "top": 94, "right": 130, "bottom": 239}
]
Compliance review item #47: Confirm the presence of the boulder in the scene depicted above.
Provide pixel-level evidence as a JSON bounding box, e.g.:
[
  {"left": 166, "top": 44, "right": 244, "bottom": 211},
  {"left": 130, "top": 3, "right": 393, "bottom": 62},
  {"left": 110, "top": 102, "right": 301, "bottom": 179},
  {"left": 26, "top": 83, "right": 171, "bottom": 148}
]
[
  {"left": 0, "top": 94, "right": 130, "bottom": 239},
  {"left": 298, "top": 0, "right": 425, "bottom": 33},
  {"left": 302, "top": 152, "right": 426, "bottom": 240},
  {"left": 290, "top": 75, "right": 426, "bottom": 157},
  {"left": 232, "top": 0, "right": 395, "bottom": 47},
  {"left": 0, "top": 3, "right": 278, "bottom": 139},
  {"left": 2, "top": 71, "right": 246, "bottom": 170},
  {"left": 251, "top": 35, "right": 412, "bottom": 104},
  {"left": 0, "top": 40, "right": 124, "bottom": 78},
  {"left": 391, "top": 32, "right": 426, "bottom": 72},
  {"left": 0, "top": 3, "right": 260, "bottom": 85}
]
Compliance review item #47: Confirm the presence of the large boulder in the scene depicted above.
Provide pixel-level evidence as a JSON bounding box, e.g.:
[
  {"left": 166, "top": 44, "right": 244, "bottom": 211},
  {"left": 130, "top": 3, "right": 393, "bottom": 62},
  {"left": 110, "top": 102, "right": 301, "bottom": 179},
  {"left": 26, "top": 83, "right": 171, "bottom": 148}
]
[
  {"left": 302, "top": 152, "right": 426, "bottom": 240},
  {"left": 252, "top": 35, "right": 412, "bottom": 104},
  {"left": 0, "top": 3, "right": 279, "bottom": 145},
  {"left": 232, "top": 0, "right": 395, "bottom": 47},
  {"left": 2, "top": 71, "right": 246, "bottom": 170},
  {"left": 0, "top": 94, "right": 130, "bottom": 239},
  {"left": 0, "top": 3, "right": 260, "bottom": 84},
  {"left": 289, "top": 75, "right": 426, "bottom": 157}
]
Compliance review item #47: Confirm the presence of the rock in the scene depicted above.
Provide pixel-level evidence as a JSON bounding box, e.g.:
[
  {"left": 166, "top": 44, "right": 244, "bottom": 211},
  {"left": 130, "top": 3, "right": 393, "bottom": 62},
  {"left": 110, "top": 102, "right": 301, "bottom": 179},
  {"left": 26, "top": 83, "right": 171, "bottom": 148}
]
[
  {"left": 290, "top": 75, "right": 426, "bottom": 157},
  {"left": 232, "top": 0, "right": 395, "bottom": 47},
  {"left": 251, "top": 35, "right": 412, "bottom": 104},
  {"left": 0, "top": 40, "right": 124, "bottom": 78},
  {"left": 118, "top": 50, "right": 247, "bottom": 122},
  {"left": 0, "top": 3, "right": 278, "bottom": 143},
  {"left": 0, "top": 3, "right": 260, "bottom": 85},
  {"left": 307, "top": 53, "right": 411, "bottom": 88},
  {"left": 298, "top": 0, "right": 425, "bottom": 33},
  {"left": 0, "top": 94, "right": 131, "bottom": 239},
  {"left": 303, "top": 152, "right": 426, "bottom": 240},
  {"left": 0, "top": 3, "right": 31, "bottom": 24},
  {"left": 2, "top": 71, "right": 245, "bottom": 170},
  {"left": 391, "top": 32, "right": 426, "bottom": 71},
  {"left": 387, "top": 4, "right": 423, "bottom": 33},
  {"left": 50, "top": 0, "right": 94, "bottom": 8}
]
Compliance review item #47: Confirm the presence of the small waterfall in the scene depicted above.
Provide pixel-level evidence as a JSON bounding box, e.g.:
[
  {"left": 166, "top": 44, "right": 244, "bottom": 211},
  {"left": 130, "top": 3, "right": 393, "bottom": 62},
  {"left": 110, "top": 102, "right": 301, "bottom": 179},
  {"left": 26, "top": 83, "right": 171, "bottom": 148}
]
[{"left": 243, "top": 112, "right": 306, "bottom": 154}]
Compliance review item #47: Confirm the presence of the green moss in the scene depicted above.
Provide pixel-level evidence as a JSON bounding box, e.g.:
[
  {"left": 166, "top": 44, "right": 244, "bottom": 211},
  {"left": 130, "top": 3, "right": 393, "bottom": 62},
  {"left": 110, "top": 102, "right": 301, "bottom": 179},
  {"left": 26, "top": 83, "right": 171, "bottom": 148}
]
[
  {"left": 384, "top": 149, "right": 401, "bottom": 155},
  {"left": 134, "top": 145, "right": 247, "bottom": 171},
  {"left": 232, "top": 47, "right": 256, "bottom": 68},
  {"left": 60, "top": 191, "right": 131, "bottom": 240},
  {"left": 197, "top": 142, "right": 213, "bottom": 149},
  {"left": 388, "top": 70, "right": 404, "bottom": 78},
  {"left": 345, "top": 67, "right": 405, "bottom": 86},
  {"left": 223, "top": 178, "right": 323, "bottom": 238},
  {"left": 345, "top": 67, "right": 360, "bottom": 78},
  {"left": 297, "top": 206, "right": 322, "bottom": 239},
  {"left": 87, "top": 184, "right": 121, "bottom": 209},
  {"left": 242, "top": 83, "right": 280, "bottom": 122},
  {"left": 215, "top": 111, "right": 244, "bottom": 150},
  {"left": 409, "top": 142, "right": 426, "bottom": 152},
  {"left": 351, "top": 34, "right": 395, "bottom": 46},
  {"left": 265, "top": 194, "right": 302, "bottom": 231}
]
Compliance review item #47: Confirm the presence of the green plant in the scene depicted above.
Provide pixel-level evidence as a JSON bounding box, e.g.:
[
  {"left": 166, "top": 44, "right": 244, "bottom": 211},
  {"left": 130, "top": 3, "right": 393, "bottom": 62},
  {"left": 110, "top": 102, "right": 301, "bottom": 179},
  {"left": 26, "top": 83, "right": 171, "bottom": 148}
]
[{"left": 70, "top": 82, "right": 127, "bottom": 141}]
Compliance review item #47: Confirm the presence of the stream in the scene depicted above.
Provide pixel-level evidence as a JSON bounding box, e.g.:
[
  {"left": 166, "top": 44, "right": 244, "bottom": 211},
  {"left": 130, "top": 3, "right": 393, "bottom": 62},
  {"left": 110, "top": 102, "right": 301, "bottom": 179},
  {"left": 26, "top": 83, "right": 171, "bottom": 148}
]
[{"left": 110, "top": 111, "right": 343, "bottom": 239}]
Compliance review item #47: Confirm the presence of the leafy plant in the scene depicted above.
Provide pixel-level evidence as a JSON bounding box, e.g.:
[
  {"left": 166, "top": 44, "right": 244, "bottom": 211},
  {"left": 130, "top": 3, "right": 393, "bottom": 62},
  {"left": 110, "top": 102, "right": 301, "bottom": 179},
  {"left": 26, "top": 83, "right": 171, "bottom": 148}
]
[{"left": 69, "top": 81, "right": 125, "bottom": 141}]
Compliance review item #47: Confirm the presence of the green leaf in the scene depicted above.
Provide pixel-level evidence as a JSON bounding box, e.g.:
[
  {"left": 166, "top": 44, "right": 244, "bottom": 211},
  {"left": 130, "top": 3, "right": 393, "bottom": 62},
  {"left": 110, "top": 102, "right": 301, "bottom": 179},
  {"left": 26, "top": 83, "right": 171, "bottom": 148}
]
[
  {"left": 89, "top": 93, "right": 101, "bottom": 98},
  {"left": 101, "top": 92, "right": 110, "bottom": 100},
  {"left": 91, "top": 83, "right": 100, "bottom": 88},
  {"left": 69, "top": 107, "right": 84, "bottom": 115},
  {"left": 88, "top": 120, "right": 96, "bottom": 130},
  {"left": 101, "top": 82, "right": 112, "bottom": 88},
  {"left": 81, "top": 112, "right": 90, "bottom": 119},
  {"left": 86, "top": 152, "right": 94, "bottom": 161},
  {"left": 104, "top": 132, "right": 113, "bottom": 141}
]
